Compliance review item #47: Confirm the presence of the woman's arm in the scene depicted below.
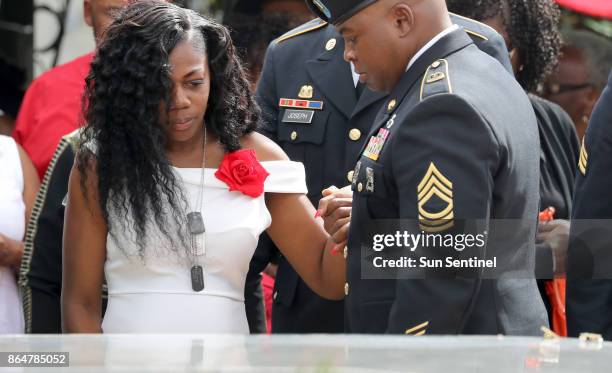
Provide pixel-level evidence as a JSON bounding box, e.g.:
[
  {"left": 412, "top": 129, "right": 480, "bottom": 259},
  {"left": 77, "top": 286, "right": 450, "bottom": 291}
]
[
  {"left": 61, "top": 163, "right": 107, "bottom": 333},
  {"left": 265, "top": 192, "right": 347, "bottom": 300},
  {"left": 17, "top": 144, "right": 40, "bottom": 223},
  {"left": 245, "top": 133, "right": 347, "bottom": 300},
  {"left": 0, "top": 145, "right": 40, "bottom": 273}
]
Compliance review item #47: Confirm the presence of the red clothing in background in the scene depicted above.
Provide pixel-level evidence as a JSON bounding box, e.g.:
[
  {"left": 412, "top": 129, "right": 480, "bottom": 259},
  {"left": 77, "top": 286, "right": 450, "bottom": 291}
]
[
  {"left": 262, "top": 273, "right": 274, "bottom": 333},
  {"left": 12, "top": 53, "right": 93, "bottom": 179}
]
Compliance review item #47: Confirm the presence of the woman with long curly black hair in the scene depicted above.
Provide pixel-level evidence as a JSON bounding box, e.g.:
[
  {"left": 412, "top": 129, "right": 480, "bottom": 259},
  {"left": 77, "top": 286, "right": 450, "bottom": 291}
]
[
  {"left": 447, "top": 0, "right": 580, "bottom": 333},
  {"left": 61, "top": 0, "right": 346, "bottom": 333},
  {"left": 447, "top": 0, "right": 562, "bottom": 92}
]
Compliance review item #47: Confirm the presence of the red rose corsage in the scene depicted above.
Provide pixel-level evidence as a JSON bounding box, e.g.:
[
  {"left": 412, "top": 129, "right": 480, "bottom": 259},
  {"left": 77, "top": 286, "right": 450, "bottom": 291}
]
[{"left": 214, "top": 149, "right": 269, "bottom": 198}]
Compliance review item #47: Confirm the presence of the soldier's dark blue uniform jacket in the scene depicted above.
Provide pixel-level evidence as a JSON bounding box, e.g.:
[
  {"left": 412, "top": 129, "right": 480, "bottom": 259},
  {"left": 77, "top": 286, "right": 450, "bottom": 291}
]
[
  {"left": 346, "top": 28, "right": 548, "bottom": 335},
  {"left": 253, "top": 15, "right": 514, "bottom": 333},
  {"left": 567, "top": 71, "right": 612, "bottom": 340}
]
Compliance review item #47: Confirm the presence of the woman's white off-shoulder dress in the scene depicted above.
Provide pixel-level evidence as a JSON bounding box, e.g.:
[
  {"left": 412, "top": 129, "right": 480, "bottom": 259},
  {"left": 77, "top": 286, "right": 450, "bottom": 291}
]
[{"left": 101, "top": 161, "right": 306, "bottom": 334}]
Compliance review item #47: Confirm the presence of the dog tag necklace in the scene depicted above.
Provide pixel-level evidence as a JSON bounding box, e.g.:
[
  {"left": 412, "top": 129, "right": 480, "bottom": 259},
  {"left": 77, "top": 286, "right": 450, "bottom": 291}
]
[{"left": 189, "top": 126, "right": 207, "bottom": 292}]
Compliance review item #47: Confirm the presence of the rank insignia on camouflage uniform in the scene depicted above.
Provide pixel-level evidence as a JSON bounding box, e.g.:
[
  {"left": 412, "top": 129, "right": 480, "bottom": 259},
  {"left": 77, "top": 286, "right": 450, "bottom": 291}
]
[
  {"left": 578, "top": 138, "right": 588, "bottom": 176},
  {"left": 363, "top": 128, "right": 389, "bottom": 161},
  {"left": 405, "top": 320, "right": 429, "bottom": 336},
  {"left": 417, "top": 162, "right": 454, "bottom": 232}
]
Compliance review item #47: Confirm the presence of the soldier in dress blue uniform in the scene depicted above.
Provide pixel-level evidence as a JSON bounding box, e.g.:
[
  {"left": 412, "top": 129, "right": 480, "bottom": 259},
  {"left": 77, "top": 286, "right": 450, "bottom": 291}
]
[
  {"left": 313, "top": 0, "right": 548, "bottom": 334},
  {"left": 253, "top": 1, "right": 514, "bottom": 333},
  {"left": 567, "top": 71, "right": 612, "bottom": 340}
]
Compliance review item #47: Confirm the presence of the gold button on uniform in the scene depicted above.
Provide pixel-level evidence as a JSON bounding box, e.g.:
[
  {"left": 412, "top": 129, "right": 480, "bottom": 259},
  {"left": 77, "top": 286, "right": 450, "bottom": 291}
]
[
  {"left": 344, "top": 282, "right": 350, "bottom": 296},
  {"left": 349, "top": 128, "right": 361, "bottom": 141},
  {"left": 326, "top": 38, "right": 337, "bottom": 51},
  {"left": 290, "top": 131, "right": 298, "bottom": 141},
  {"left": 357, "top": 182, "right": 363, "bottom": 192},
  {"left": 387, "top": 99, "right": 397, "bottom": 112},
  {"left": 347, "top": 170, "right": 354, "bottom": 183},
  {"left": 343, "top": 246, "right": 348, "bottom": 259}
]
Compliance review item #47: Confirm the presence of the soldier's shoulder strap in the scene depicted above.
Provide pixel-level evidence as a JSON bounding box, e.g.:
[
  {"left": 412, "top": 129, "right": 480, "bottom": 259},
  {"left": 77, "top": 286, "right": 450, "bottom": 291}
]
[
  {"left": 274, "top": 17, "right": 328, "bottom": 45},
  {"left": 449, "top": 12, "right": 498, "bottom": 42},
  {"left": 420, "top": 59, "right": 453, "bottom": 101}
]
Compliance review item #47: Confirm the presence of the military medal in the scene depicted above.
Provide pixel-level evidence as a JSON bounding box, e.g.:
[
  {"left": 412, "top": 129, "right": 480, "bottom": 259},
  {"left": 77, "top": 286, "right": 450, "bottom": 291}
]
[
  {"left": 363, "top": 128, "right": 389, "bottom": 161},
  {"left": 279, "top": 98, "right": 324, "bottom": 110}
]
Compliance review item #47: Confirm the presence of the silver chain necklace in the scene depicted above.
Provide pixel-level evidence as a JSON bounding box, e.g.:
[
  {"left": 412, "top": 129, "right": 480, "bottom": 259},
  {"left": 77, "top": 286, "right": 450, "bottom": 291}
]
[{"left": 186, "top": 125, "right": 207, "bottom": 292}]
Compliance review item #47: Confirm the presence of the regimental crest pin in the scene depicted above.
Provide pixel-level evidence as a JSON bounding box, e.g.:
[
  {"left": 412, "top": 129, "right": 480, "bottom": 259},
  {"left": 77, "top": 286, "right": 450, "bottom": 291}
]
[
  {"left": 426, "top": 71, "right": 446, "bottom": 84},
  {"left": 352, "top": 161, "right": 362, "bottom": 188},
  {"left": 365, "top": 167, "right": 374, "bottom": 192},
  {"left": 298, "top": 85, "right": 314, "bottom": 99},
  {"left": 417, "top": 162, "right": 454, "bottom": 233}
]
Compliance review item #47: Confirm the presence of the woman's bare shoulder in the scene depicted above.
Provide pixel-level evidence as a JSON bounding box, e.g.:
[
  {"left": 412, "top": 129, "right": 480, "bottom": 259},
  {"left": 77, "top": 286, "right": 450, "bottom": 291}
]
[{"left": 241, "top": 132, "right": 289, "bottom": 162}]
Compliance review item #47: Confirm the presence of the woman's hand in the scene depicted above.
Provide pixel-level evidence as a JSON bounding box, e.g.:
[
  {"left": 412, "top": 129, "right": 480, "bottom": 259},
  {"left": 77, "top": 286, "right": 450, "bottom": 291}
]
[
  {"left": 537, "top": 219, "right": 570, "bottom": 276},
  {"left": 318, "top": 186, "right": 353, "bottom": 250}
]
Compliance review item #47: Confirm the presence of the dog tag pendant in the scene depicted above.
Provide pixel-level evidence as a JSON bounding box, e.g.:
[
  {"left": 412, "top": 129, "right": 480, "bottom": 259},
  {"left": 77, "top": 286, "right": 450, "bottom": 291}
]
[
  {"left": 187, "top": 212, "right": 205, "bottom": 235},
  {"left": 191, "top": 265, "right": 204, "bottom": 292}
]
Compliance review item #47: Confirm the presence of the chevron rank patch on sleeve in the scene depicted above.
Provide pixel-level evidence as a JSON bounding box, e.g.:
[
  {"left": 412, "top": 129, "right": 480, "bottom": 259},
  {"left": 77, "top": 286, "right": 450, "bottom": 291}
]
[
  {"left": 405, "top": 320, "right": 429, "bottom": 336},
  {"left": 417, "top": 162, "right": 454, "bottom": 233}
]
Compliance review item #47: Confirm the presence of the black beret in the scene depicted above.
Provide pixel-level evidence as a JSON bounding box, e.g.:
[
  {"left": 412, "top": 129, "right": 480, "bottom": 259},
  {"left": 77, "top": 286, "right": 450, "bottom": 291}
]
[{"left": 305, "top": 0, "right": 378, "bottom": 24}]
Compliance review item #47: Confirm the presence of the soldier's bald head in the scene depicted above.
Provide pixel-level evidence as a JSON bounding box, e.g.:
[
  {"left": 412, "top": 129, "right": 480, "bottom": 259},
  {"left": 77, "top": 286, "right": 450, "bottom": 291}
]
[{"left": 334, "top": 0, "right": 452, "bottom": 92}]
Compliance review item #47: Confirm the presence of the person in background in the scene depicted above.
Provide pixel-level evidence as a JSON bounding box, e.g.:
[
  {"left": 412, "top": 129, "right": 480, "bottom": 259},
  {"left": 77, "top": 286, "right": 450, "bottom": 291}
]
[
  {"left": 0, "top": 135, "right": 39, "bottom": 333},
  {"left": 446, "top": 0, "right": 579, "bottom": 331},
  {"left": 254, "top": 0, "right": 513, "bottom": 334},
  {"left": 19, "top": 130, "right": 80, "bottom": 333},
  {"left": 541, "top": 29, "right": 612, "bottom": 140},
  {"left": 0, "top": 60, "right": 25, "bottom": 135},
  {"left": 315, "top": 0, "right": 547, "bottom": 335},
  {"left": 12, "top": 0, "right": 128, "bottom": 179},
  {"left": 225, "top": 0, "right": 312, "bottom": 91},
  {"left": 567, "top": 71, "right": 612, "bottom": 340},
  {"left": 224, "top": 0, "right": 314, "bottom": 332}
]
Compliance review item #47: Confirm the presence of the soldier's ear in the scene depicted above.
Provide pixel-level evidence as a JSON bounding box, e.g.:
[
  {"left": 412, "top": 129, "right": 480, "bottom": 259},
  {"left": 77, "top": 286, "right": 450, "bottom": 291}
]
[{"left": 389, "top": 3, "right": 415, "bottom": 38}]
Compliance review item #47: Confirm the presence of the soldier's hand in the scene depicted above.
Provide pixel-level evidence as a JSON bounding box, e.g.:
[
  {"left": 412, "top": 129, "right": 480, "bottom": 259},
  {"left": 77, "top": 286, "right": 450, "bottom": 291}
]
[
  {"left": 537, "top": 219, "right": 569, "bottom": 276},
  {"left": 318, "top": 186, "right": 352, "bottom": 245}
]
